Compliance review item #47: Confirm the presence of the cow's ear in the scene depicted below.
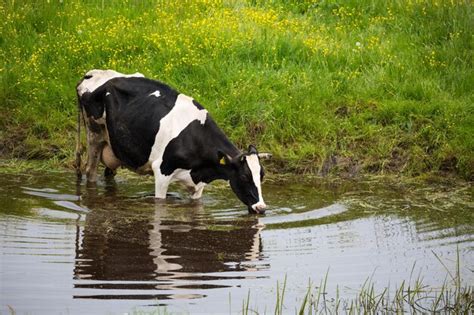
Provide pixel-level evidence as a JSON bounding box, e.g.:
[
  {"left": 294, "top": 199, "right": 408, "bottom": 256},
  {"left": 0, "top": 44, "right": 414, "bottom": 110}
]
[
  {"left": 217, "top": 150, "right": 232, "bottom": 166},
  {"left": 258, "top": 153, "right": 272, "bottom": 160}
]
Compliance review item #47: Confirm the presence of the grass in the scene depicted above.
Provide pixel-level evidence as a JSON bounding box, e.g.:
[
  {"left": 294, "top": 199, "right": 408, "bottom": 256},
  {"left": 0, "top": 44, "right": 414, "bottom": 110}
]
[
  {"left": 1, "top": 0, "right": 473, "bottom": 179},
  {"left": 136, "top": 250, "right": 473, "bottom": 314},
  {"left": 238, "top": 252, "right": 474, "bottom": 314}
]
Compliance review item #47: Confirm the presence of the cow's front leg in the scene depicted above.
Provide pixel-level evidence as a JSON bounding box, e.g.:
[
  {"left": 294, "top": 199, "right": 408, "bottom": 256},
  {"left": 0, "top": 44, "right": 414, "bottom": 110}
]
[
  {"left": 152, "top": 162, "right": 171, "bottom": 199},
  {"left": 154, "top": 174, "right": 172, "bottom": 199},
  {"left": 190, "top": 183, "right": 206, "bottom": 200}
]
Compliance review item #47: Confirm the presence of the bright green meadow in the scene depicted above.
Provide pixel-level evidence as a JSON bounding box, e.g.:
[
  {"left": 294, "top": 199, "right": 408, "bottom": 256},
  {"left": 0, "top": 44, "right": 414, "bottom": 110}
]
[{"left": 1, "top": 0, "right": 472, "bottom": 179}]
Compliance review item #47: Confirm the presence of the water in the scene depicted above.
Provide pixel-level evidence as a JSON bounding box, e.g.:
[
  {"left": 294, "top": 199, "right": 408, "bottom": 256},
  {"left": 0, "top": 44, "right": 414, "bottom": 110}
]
[{"left": 0, "top": 171, "right": 473, "bottom": 314}]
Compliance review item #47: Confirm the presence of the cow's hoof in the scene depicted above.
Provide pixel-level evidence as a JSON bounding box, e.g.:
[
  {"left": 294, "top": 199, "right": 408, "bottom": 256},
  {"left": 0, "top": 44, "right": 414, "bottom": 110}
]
[
  {"left": 154, "top": 197, "right": 167, "bottom": 204},
  {"left": 104, "top": 167, "right": 116, "bottom": 178}
]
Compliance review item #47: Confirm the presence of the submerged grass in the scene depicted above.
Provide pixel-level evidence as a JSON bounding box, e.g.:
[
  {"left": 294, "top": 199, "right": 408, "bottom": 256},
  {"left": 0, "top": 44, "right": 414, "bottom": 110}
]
[
  {"left": 240, "top": 251, "right": 473, "bottom": 314},
  {"left": 136, "top": 251, "right": 473, "bottom": 315},
  {"left": 1, "top": 0, "right": 473, "bottom": 179}
]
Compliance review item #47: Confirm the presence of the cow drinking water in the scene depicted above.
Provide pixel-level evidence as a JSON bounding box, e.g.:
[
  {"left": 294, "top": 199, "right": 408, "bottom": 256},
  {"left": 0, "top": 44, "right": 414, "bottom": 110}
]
[{"left": 75, "top": 69, "right": 270, "bottom": 214}]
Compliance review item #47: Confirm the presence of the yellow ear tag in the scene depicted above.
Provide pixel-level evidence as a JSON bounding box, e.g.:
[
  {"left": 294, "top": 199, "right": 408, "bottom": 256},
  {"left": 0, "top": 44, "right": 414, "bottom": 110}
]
[{"left": 219, "top": 157, "right": 226, "bottom": 165}]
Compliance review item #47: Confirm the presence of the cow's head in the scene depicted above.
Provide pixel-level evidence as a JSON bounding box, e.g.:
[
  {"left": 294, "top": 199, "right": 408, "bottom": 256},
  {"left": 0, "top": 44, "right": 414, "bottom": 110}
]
[{"left": 219, "top": 145, "right": 271, "bottom": 214}]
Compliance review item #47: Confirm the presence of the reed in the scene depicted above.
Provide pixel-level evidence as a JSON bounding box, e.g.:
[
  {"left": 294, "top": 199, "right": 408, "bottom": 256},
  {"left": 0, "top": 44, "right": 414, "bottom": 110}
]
[{"left": 254, "top": 250, "right": 473, "bottom": 314}]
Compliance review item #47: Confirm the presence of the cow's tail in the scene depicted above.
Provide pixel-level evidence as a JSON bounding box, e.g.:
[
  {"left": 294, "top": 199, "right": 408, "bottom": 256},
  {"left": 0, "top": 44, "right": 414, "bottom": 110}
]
[{"left": 74, "top": 95, "right": 83, "bottom": 179}]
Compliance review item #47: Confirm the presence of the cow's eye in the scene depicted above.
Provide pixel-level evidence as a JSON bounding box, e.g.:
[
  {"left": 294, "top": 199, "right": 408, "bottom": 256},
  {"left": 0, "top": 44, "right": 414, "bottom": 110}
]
[{"left": 83, "top": 75, "right": 93, "bottom": 80}]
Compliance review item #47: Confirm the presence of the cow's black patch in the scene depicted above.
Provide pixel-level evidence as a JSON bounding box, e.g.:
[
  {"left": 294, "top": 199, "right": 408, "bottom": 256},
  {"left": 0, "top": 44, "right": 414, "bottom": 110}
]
[
  {"left": 87, "top": 119, "right": 104, "bottom": 134},
  {"left": 192, "top": 100, "right": 205, "bottom": 110},
  {"left": 106, "top": 78, "right": 180, "bottom": 168},
  {"left": 161, "top": 119, "right": 239, "bottom": 183},
  {"left": 80, "top": 91, "right": 104, "bottom": 120}
]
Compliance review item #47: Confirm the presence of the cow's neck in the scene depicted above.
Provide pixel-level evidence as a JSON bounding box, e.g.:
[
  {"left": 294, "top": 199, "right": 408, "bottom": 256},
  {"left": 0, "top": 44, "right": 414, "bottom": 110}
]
[
  {"left": 211, "top": 141, "right": 240, "bottom": 182},
  {"left": 191, "top": 133, "right": 240, "bottom": 184}
]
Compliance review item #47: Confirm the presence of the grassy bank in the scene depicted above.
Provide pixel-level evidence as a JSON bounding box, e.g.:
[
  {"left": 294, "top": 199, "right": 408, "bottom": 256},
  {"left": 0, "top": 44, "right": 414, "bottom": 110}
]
[
  {"left": 241, "top": 272, "right": 474, "bottom": 314},
  {"left": 1, "top": 0, "right": 472, "bottom": 179}
]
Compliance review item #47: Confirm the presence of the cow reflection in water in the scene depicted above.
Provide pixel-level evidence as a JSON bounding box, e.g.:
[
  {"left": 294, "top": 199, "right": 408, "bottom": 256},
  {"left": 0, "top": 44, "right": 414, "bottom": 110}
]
[{"left": 74, "top": 185, "right": 264, "bottom": 297}]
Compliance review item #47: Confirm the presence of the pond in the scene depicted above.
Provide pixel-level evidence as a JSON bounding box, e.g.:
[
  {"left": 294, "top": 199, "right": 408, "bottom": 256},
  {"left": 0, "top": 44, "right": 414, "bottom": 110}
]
[{"left": 0, "top": 171, "right": 473, "bottom": 314}]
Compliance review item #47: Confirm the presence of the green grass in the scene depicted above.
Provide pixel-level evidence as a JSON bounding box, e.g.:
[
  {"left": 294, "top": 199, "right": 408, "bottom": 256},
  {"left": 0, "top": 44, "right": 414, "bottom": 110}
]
[
  {"left": 137, "top": 252, "right": 474, "bottom": 314},
  {"left": 259, "top": 250, "right": 473, "bottom": 314},
  {"left": 1, "top": 0, "right": 473, "bottom": 179},
  {"left": 240, "top": 252, "right": 473, "bottom": 314}
]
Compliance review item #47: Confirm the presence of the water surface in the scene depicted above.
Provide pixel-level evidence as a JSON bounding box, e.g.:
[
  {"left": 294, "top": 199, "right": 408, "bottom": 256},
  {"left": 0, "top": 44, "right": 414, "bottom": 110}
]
[{"left": 0, "top": 171, "right": 473, "bottom": 314}]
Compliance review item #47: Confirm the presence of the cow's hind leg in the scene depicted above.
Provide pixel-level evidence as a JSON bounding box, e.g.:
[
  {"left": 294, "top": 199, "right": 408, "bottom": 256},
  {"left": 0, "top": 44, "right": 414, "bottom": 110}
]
[
  {"left": 85, "top": 126, "right": 105, "bottom": 183},
  {"left": 104, "top": 167, "right": 116, "bottom": 178},
  {"left": 85, "top": 140, "right": 103, "bottom": 182},
  {"left": 74, "top": 108, "right": 83, "bottom": 179}
]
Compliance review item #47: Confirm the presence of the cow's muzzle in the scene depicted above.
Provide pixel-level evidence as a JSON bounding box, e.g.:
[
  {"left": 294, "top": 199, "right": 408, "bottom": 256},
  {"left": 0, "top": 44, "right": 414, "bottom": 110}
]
[{"left": 249, "top": 201, "right": 267, "bottom": 214}]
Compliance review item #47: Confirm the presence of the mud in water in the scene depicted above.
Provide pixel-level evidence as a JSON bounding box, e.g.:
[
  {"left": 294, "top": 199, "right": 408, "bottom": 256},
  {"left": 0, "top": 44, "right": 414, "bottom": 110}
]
[{"left": 0, "top": 171, "right": 473, "bottom": 314}]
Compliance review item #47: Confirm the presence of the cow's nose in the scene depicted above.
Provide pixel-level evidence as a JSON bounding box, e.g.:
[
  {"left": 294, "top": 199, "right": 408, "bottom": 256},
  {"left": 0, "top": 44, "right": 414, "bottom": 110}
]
[{"left": 251, "top": 201, "right": 267, "bottom": 213}]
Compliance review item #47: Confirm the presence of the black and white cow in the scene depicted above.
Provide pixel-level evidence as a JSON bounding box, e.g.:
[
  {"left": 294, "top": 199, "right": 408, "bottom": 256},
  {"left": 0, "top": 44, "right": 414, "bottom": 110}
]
[{"left": 75, "top": 69, "right": 270, "bottom": 214}]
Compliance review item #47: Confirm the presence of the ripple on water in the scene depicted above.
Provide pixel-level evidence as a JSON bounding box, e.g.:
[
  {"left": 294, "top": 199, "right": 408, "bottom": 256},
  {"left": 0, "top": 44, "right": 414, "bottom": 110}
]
[
  {"left": 258, "top": 203, "right": 347, "bottom": 226},
  {"left": 22, "top": 189, "right": 80, "bottom": 201},
  {"left": 0, "top": 172, "right": 473, "bottom": 314}
]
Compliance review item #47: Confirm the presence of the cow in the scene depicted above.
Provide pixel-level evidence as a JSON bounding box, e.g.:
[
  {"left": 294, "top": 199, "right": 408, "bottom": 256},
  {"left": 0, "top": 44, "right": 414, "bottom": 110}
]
[{"left": 75, "top": 69, "right": 271, "bottom": 214}]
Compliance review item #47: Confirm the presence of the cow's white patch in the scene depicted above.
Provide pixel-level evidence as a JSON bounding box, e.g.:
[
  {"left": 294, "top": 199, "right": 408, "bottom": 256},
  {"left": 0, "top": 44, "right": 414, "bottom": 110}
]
[
  {"left": 245, "top": 154, "right": 266, "bottom": 211},
  {"left": 106, "top": 92, "right": 111, "bottom": 96},
  {"left": 77, "top": 69, "right": 144, "bottom": 97},
  {"left": 150, "top": 90, "right": 161, "bottom": 98},
  {"left": 171, "top": 169, "right": 206, "bottom": 199},
  {"left": 149, "top": 93, "right": 208, "bottom": 198},
  {"left": 171, "top": 169, "right": 195, "bottom": 186}
]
